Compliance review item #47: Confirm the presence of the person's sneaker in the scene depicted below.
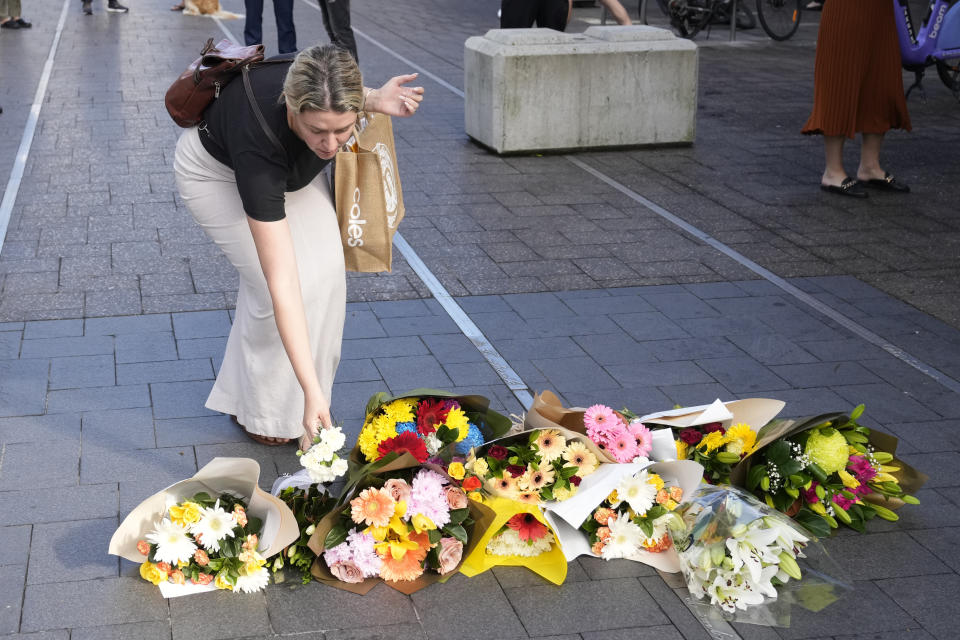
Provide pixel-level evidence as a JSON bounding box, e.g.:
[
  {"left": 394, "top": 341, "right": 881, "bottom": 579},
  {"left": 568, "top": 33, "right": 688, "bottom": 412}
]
[
  {"left": 15, "top": 18, "right": 32, "bottom": 28},
  {"left": 106, "top": 0, "right": 129, "bottom": 12},
  {"left": 82, "top": 0, "right": 92, "bottom": 14},
  {"left": 0, "top": 19, "right": 20, "bottom": 29}
]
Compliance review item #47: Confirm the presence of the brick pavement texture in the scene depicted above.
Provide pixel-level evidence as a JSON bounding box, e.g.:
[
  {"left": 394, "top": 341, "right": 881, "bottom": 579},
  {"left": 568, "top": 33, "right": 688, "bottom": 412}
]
[{"left": 0, "top": 0, "right": 959, "bottom": 639}]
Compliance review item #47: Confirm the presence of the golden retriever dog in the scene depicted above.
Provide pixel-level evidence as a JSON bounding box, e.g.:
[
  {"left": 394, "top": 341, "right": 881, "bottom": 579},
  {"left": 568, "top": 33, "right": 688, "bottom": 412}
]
[{"left": 183, "top": 0, "right": 242, "bottom": 19}]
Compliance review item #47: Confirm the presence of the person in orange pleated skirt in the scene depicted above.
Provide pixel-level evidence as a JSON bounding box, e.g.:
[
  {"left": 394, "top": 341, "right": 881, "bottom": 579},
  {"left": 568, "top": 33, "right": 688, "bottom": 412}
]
[{"left": 802, "top": 0, "right": 912, "bottom": 198}]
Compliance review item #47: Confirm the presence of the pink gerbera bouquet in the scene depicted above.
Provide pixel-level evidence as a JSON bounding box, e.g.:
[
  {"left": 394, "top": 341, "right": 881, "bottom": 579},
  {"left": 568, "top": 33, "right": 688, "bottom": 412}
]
[{"left": 583, "top": 404, "right": 654, "bottom": 463}]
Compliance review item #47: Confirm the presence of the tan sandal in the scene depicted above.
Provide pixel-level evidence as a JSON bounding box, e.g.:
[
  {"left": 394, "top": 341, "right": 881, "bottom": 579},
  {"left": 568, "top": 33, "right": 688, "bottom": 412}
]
[{"left": 229, "top": 414, "right": 291, "bottom": 446}]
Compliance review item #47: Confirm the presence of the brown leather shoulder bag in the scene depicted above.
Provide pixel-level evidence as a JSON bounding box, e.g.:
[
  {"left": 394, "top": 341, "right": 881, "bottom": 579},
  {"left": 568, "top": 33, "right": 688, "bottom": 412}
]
[{"left": 165, "top": 38, "right": 265, "bottom": 128}]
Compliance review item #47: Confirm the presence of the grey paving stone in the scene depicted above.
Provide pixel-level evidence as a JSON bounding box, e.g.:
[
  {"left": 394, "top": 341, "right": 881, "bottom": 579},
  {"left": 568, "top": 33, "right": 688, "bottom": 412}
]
[
  {"left": 81, "top": 446, "right": 196, "bottom": 485},
  {"left": 323, "top": 627, "right": 422, "bottom": 640},
  {"left": 49, "top": 354, "right": 115, "bottom": 389},
  {"left": 856, "top": 358, "right": 960, "bottom": 420},
  {"left": 769, "top": 361, "right": 884, "bottom": 388},
  {"left": 884, "top": 419, "right": 960, "bottom": 453},
  {"left": 116, "top": 358, "right": 213, "bottom": 385},
  {"left": 682, "top": 282, "right": 747, "bottom": 299},
  {"left": 340, "top": 336, "right": 429, "bottom": 360},
  {"left": 492, "top": 336, "right": 587, "bottom": 361},
  {"left": 47, "top": 385, "right": 150, "bottom": 414},
  {"left": 23, "top": 320, "right": 83, "bottom": 340},
  {"left": 85, "top": 314, "right": 172, "bottom": 336},
  {"left": 897, "top": 452, "right": 960, "bottom": 489},
  {"left": 115, "top": 332, "right": 177, "bottom": 364},
  {"left": 20, "top": 578, "right": 168, "bottom": 632},
  {"left": 155, "top": 415, "right": 246, "bottom": 447},
  {"left": 505, "top": 577, "right": 669, "bottom": 636},
  {"left": 150, "top": 381, "right": 218, "bottom": 419},
  {"left": 775, "top": 579, "right": 920, "bottom": 640},
  {"left": 0, "top": 526, "right": 31, "bottom": 567},
  {"left": 169, "top": 590, "right": 271, "bottom": 640},
  {"left": 334, "top": 358, "right": 382, "bottom": 383},
  {"left": 0, "top": 413, "right": 80, "bottom": 446},
  {"left": 612, "top": 312, "right": 690, "bottom": 341},
  {"left": 502, "top": 292, "right": 576, "bottom": 319},
  {"left": 642, "top": 292, "right": 722, "bottom": 319},
  {"left": 526, "top": 314, "right": 622, "bottom": 339},
  {"left": 606, "top": 361, "right": 714, "bottom": 388},
  {"left": 26, "top": 518, "right": 118, "bottom": 585},
  {"left": 369, "top": 299, "right": 435, "bottom": 318},
  {"left": 82, "top": 408, "right": 156, "bottom": 450},
  {"left": 645, "top": 336, "right": 745, "bottom": 362},
  {"left": 412, "top": 572, "right": 526, "bottom": 640},
  {"left": 176, "top": 336, "right": 228, "bottom": 359},
  {"left": 70, "top": 621, "right": 172, "bottom": 640},
  {"left": 332, "top": 380, "right": 390, "bottom": 421},
  {"left": 658, "top": 382, "right": 735, "bottom": 408},
  {"left": 0, "top": 630, "right": 70, "bottom": 639},
  {"left": 674, "top": 315, "right": 775, "bottom": 338},
  {"left": 831, "top": 630, "right": 936, "bottom": 640},
  {"left": 577, "top": 555, "right": 658, "bottom": 579},
  {"left": 875, "top": 574, "right": 960, "bottom": 640},
  {"left": 342, "top": 310, "right": 387, "bottom": 339},
  {"left": 0, "top": 359, "right": 48, "bottom": 417},
  {"left": 20, "top": 335, "right": 114, "bottom": 359},
  {"left": 442, "top": 361, "right": 502, "bottom": 387},
  {"left": 381, "top": 315, "right": 459, "bottom": 337},
  {"left": 638, "top": 576, "right": 712, "bottom": 640},
  {"left": 910, "top": 526, "right": 960, "bottom": 573},
  {"left": 0, "top": 483, "right": 117, "bottom": 527},
  {"left": 532, "top": 356, "right": 619, "bottom": 392},
  {"left": 453, "top": 295, "right": 512, "bottom": 314},
  {"left": 469, "top": 311, "right": 538, "bottom": 340},
  {"left": 822, "top": 532, "right": 948, "bottom": 581},
  {"left": 264, "top": 581, "right": 418, "bottom": 634},
  {"left": 85, "top": 289, "right": 143, "bottom": 317},
  {"left": 724, "top": 334, "right": 818, "bottom": 366},
  {"left": 0, "top": 565, "right": 27, "bottom": 634},
  {"left": 570, "top": 332, "right": 657, "bottom": 366},
  {"left": 0, "top": 441, "right": 79, "bottom": 491},
  {"left": 695, "top": 357, "right": 792, "bottom": 393},
  {"left": 492, "top": 561, "right": 591, "bottom": 589},
  {"left": 832, "top": 383, "right": 942, "bottom": 424},
  {"left": 0, "top": 332, "right": 20, "bottom": 359},
  {"left": 581, "top": 627, "right": 684, "bottom": 640},
  {"left": 564, "top": 294, "right": 654, "bottom": 316},
  {"left": 421, "top": 334, "right": 487, "bottom": 364},
  {"left": 169, "top": 310, "right": 231, "bottom": 339},
  {"left": 375, "top": 355, "right": 453, "bottom": 391}
]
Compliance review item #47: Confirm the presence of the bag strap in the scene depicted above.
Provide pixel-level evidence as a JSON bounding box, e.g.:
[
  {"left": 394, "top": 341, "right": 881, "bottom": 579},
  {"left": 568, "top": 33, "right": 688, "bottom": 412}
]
[{"left": 242, "top": 64, "right": 286, "bottom": 158}]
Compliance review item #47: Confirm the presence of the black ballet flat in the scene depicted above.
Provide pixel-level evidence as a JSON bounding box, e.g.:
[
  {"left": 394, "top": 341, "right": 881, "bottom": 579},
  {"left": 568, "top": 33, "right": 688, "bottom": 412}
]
[
  {"left": 820, "top": 177, "right": 868, "bottom": 199},
  {"left": 862, "top": 173, "right": 910, "bottom": 193}
]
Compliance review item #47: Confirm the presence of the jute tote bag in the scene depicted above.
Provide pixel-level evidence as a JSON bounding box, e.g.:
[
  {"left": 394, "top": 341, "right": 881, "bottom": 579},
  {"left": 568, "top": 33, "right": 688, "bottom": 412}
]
[{"left": 334, "top": 113, "right": 406, "bottom": 272}]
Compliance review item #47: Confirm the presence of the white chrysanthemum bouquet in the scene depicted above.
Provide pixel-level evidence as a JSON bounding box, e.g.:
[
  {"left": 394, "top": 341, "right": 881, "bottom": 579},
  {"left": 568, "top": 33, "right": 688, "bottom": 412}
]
[{"left": 298, "top": 426, "right": 349, "bottom": 483}]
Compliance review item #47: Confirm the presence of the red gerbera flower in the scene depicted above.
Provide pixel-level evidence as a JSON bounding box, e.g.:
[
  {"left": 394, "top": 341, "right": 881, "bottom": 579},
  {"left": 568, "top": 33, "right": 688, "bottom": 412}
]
[
  {"left": 378, "top": 431, "right": 429, "bottom": 462},
  {"left": 506, "top": 513, "right": 548, "bottom": 542},
  {"left": 416, "top": 398, "right": 451, "bottom": 436}
]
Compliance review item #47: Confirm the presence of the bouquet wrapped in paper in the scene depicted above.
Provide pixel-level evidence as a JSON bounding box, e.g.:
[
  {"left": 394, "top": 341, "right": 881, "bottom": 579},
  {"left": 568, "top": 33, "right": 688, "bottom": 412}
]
[
  {"left": 306, "top": 464, "right": 492, "bottom": 594},
  {"left": 459, "top": 427, "right": 608, "bottom": 504},
  {"left": 525, "top": 390, "right": 677, "bottom": 463},
  {"left": 459, "top": 496, "right": 568, "bottom": 585},
  {"left": 639, "top": 398, "right": 785, "bottom": 484},
  {"left": 671, "top": 484, "right": 852, "bottom": 626},
  {"left": 109, "top": 458, "right": 299, "bottom": 597},
  {"left": 353, "top": 389, "right": 512, "bottom": 469},
  {"left": 729, "top": 405, "right": 927, "bottom": 537},
  {"left": 541, "top": 460, "right": 702, "bottom": 572}
]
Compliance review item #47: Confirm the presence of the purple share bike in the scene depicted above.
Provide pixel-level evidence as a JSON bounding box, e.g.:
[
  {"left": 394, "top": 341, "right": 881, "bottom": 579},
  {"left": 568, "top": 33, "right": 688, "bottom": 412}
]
[{"left": 895, "top": 0, "right": 960, "bottom": 99}]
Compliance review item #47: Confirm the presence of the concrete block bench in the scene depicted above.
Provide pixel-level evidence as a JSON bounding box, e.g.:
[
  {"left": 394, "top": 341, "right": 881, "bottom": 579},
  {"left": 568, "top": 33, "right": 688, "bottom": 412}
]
[{"left": 464, "top": 26, "right": 698, "bottom": 154}]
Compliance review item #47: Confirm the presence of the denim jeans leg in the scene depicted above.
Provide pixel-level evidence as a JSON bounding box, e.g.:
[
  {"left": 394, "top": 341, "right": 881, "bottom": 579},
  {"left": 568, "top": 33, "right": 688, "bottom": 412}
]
[
  {"left": 274, "top": 0, "right": 297, "bottom": 54},
  {"left": 243, "top": 0, "right": 264, "bottom": 46},
  {"left": 319, "top": 0, "right": 358, "bottom": 62}
]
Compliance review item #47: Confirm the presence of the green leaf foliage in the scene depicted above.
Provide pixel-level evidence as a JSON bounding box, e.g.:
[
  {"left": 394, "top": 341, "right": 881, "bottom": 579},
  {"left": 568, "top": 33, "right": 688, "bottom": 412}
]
[{"left": 324, "top": 524, "right": 349, "bottom": 551}]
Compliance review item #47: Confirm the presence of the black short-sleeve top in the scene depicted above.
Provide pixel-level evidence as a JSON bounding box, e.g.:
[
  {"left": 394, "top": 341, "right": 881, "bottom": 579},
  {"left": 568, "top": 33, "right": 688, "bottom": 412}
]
[{"left": 199, "top": 58, "right": 333, "bottom": 222}]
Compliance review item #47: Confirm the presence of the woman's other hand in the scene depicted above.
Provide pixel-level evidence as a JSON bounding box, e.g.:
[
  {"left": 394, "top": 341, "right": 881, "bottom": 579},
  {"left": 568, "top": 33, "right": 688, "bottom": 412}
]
[
  {"left": 366, "top": 73, "right": 424, "bottom": 118},
  {"left": 301, "top": 390, "right": 332, "bottom": 452}
]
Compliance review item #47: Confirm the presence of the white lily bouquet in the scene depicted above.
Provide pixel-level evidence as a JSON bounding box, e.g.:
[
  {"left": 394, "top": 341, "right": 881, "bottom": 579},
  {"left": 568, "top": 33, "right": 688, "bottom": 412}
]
[{"left": 671, "top": 484, "right": 851, "bottom": 627}]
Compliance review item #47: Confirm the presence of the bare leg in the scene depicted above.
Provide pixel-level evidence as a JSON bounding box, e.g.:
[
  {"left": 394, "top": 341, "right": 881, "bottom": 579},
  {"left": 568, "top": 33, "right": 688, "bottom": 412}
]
[
  {"left": 821, "top": 135, "right": 848, "bottom": 187},
  {"left": 856, "top": 133, "right": 886, "bottom": 181},
  {"left": 598, "top": 0, "right": 632, "bottom": 24}
]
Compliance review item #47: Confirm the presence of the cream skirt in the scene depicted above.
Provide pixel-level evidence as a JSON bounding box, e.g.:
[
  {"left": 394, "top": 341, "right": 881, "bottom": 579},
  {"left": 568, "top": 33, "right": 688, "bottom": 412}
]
[{"left": 173, "top": 127, "right": 346, "bottom": 439}]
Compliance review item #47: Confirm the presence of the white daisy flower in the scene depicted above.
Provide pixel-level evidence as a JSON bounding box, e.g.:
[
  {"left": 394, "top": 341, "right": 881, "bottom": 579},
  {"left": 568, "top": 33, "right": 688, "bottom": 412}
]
[
  {"left": 617, "top": 470, "right": 657, "bottom": 515},
  {"left": 233, "top": 565, "right": 270, "bottom": 593},
  {"left": 145, "top": 519, "right": 196, "bottom": 565},
  {"left": 601, "top": 515, "right": 644, "bottom": 560},
  {"left": 190, "top": 500, "right": 236, "bottom": 552}
]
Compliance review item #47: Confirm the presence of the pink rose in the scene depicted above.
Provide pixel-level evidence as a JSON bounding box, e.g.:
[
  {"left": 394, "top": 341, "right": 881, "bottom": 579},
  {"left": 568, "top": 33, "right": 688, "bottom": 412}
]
[
  {"left": 444, "top": 486, "right": 468, "bottom": 510},
  {"left": 384, "top": 478, "right": 412, "bottom": 504},
  {"left": 329, "top": 561, "right": 364, "bottom": 584},
  {"left": 436, "top": 537, "right": 463, "bottom": 575}
]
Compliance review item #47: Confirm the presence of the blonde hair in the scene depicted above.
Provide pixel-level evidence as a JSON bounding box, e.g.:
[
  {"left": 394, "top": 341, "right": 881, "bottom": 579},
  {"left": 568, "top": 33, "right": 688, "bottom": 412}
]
[{"left": 282, "top": 45, "right": 363, "bottom": 114}]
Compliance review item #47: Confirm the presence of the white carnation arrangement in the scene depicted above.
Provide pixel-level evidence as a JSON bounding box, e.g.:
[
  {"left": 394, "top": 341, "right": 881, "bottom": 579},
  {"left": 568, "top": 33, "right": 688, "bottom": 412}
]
[{"left": 298, "top": 426, "right": 349, "bottom": 483}]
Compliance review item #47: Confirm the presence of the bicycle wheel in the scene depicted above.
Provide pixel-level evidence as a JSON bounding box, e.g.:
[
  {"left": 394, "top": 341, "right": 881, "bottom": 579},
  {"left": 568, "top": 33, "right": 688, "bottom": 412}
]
[
  {"left": 713, "top": 1, "right": 757, "bottom": 30},
  {"left": 756, "top": 0, "right": 801, "bottom": 40},
  {"left": 937, "top": 57, "right": 960, "bottom": 93},
  {"left": 667, "top": 0, "right": 713, "bottom": 38}
]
